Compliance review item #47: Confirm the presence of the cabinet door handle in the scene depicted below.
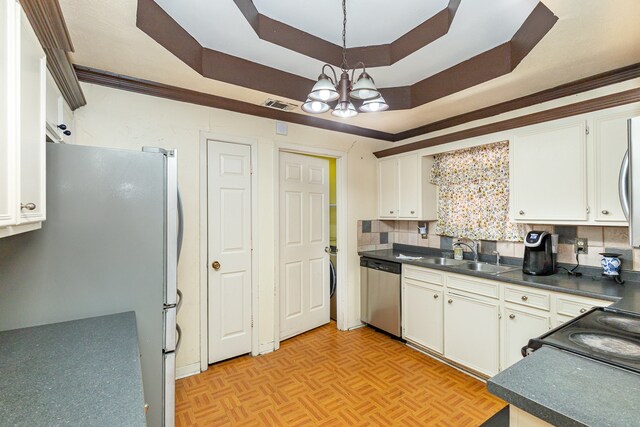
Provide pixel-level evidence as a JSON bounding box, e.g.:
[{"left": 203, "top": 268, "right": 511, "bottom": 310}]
[
  {"left": 509, "top": 314, "right": 516, "bottom": 319},
  {"left": 521, "top": 295, "right": 528, "bottom": 301},
  {"left": 389, "top": 210, "right": 394, "bottom": 214},
  {"left": 447, "top": 299, "right": 453, "bottom": 304},
  {"left": 601, "top": 210, "right": 609, "bottom": 215},
  {"left": 410, "top": 210, "right": 415, "bottom": 214},
  {"left": 433, "top": 294, "right": 439, "bottom": 299},
  {"left": 21, "top": 203, "right": 36, "bottom": 211},
  {"left": 519, "top": 210, "right": 525, "bottom": 215},
  {"left": 579, "top": 308, "right": 587, "bottom": 314}
]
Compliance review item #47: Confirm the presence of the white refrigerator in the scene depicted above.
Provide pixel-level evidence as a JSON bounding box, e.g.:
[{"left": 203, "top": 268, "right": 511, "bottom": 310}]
[{"left": 0, "top": 143, "right": 182, "bottom": 427}]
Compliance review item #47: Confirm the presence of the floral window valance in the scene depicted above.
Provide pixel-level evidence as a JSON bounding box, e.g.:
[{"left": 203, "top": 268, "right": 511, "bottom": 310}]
[{"left": 429, "top": 141, "right": 523, "bottom": 242}]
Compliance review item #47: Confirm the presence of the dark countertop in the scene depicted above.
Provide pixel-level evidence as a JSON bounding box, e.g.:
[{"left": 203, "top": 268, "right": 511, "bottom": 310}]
[
  {"left": 359, "top": 247, "right": 640, "bottom": 310},
  {"left": 0, "top": 312, "right": 146, "bottom": 427},
  {"left": 487, "top": 346, "right": 640, "bottom": 427}
]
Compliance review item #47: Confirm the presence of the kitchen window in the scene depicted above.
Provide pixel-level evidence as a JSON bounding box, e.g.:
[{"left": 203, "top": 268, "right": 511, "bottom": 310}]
[{"left": 429, "top": 141, "right": 523, "bottom": 241}]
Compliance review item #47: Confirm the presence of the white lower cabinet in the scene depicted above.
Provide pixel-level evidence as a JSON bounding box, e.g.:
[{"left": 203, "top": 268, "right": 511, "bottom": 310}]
[
  {"left": 400, "top": 265, "right": 613, "bottom": 378},
  {"left": 502, "top": 306, "right": 550, "bottom": 369},
  {"left": 403, "top": 278, "right": 443, "bottom": 354},
  {"left": 444, "top": 292, "right": 500, "bottom": 377}
]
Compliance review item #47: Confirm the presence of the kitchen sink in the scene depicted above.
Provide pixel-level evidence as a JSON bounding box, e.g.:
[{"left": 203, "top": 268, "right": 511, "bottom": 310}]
[
  {"left": 454, "top": 262, "right": 520, "bottom": 274},
  {"left": 421, "top": 257, "right": 469, "bottom": 266}
]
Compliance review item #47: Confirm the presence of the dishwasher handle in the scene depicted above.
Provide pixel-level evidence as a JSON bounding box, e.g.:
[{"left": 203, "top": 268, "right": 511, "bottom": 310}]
[{"left": 360, "top": 257, "right": 401, "bottom": 274}]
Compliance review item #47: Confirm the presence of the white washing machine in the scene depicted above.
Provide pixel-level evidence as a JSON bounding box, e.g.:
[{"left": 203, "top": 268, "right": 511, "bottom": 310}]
[{"left": 329, "top": 248, "right": 337, "bottom": 320}]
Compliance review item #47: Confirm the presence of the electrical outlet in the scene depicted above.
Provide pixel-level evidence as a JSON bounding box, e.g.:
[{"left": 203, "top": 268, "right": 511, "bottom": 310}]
[{"left": 574, "top": 237, "right": 588, "bottom": 254}]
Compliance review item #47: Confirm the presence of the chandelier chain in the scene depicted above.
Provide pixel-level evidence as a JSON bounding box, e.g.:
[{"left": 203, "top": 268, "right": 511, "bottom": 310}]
[{"left": 341, "top": 0, "right": 348, "bottom": 71}]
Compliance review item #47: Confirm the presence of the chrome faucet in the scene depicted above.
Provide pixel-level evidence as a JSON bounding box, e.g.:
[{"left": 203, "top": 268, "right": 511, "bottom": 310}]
[
  {"left": 453, "top": 238, "right": 479, "bottom": 261},
  {"left": 492, "top": 250, "right": 501, "bottom": 266}
]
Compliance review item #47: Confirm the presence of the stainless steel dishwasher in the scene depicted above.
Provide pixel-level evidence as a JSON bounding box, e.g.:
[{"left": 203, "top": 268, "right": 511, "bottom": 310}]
[{"left": 360, "top": 257, "right": 402, "bottom": 337}]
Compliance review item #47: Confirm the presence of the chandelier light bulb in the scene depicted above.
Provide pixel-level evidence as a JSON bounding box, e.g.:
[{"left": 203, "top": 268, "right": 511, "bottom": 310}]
[
  {"left": 359, "top": 95, "right": 389, "bottom": 113},
  {"left": 318, "top": 90, "right": 331, "bottom": 101},
  {"left": 302, "top": 0, "right": 389, "bottom": 117}
]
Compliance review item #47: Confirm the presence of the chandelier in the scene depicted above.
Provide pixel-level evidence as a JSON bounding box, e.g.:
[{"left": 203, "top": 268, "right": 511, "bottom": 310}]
[{"left": 302, "top": 0, "right": 389, "bottom": 118}]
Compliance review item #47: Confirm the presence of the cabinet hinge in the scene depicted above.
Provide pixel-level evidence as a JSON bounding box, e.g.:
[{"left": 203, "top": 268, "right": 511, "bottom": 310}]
[
  {"left": 586, "top": 206, "right": 590, "bottom": 214},
  {"left": 498, "top": 312, "right": 502, "bottom": 319},
  {"left": 251, "top": 316, "right": 254, "bottom": 328},
  {"left": 585, "top": 125, "right": 590, "bottom": 135}
]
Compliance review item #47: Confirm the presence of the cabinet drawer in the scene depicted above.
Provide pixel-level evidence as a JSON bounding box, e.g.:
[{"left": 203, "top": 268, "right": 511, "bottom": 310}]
[
  {"left": 403, "top": 265, "right": 444, "bottom": 286},
  {"left": 504, "top": 285, "right": 550, "bottom": 311},
  {"left": 556, "top": 294, "right": 612, "bottom": 317},
  {"left": 446, "top": 274, "right": 498, "bottom": 299}
]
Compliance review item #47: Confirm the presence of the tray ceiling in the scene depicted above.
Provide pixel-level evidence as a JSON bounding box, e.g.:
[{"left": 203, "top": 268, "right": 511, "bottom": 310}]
[
  {"left": 60, "top": 0, "right": 640, "bottom": 137},
  {"left": 153, "top": 0, "right": 539, "bottom": 87}
]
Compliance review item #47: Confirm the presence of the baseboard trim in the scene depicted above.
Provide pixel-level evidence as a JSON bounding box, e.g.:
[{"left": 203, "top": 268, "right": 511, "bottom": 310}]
[
  {"left": 176, "top": 363, "right": 200, "bottom": 379},
  {"left": 259, "top": 341, "right": 275, "bottom": 355}
]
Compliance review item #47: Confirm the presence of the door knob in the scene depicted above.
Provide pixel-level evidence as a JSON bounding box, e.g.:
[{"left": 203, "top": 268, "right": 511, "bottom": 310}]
[
  {"left": 448, "top": 299, "right": 453, "bottom": 304},
  {"left": 521, "top": 295, "right": 528, "bottom": 301},
  {"left": 211, "top": 261, "right": 221, "bottom": 270},
  {"left": 410, "top": 210, "right": 415, "bottom": 214},
  {"left": 509, "top": 314, "right": 516, "bottom": 319},
  {"left": 579, "top": 308, "right": 587, "bottom": 314},
  {"left": 433, "top": 294, "right": 439, "bottom": 299},
  {"left": 519, "top": 210, "right": 525, "bottom": 215},
  {"left": 21, "top": 203, "right": 36, "bottom": 211},
  {"left": 324, "top": 247, "right": 331, "bottom": 254},
  {"left": 601, "top": 210, "right": 609, "bottom": 215}
]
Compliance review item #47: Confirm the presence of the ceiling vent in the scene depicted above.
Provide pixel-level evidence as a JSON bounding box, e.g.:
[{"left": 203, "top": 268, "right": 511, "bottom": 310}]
[{"left": 262, "top": 98, "right": 297, "bottom": 112}]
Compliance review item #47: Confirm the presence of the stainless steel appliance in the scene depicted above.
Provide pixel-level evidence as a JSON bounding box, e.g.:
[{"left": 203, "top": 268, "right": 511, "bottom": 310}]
[
  {"left": 522, "top": 231, "right": 557, "bottom": 276},
  {"left": 0, "top": 143, "right": 182, "bottom": 427},
  {"left": 360, "top": 257, "right": 401, "bottom": 337},
  {"left": 620, "top": 117, "right": 640, "bottom": 247},
  {"left": 523, "top": 307, "right": 640, "bottom": 374}
]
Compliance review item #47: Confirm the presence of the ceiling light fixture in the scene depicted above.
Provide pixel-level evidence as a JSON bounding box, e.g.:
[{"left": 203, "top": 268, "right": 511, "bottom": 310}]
[{"left": 301, "top": 0, "right": 389, "bottom": 118}]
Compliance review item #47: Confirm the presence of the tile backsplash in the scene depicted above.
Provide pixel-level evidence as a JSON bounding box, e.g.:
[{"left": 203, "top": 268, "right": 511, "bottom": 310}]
[{"left": 357, "top": 220, "right": 640, "bottom": 271}]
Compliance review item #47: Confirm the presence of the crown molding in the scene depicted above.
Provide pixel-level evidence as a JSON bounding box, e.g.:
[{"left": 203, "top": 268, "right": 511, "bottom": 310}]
[{"left": 20, "top": 0, "right": 86, "bottom": 110}]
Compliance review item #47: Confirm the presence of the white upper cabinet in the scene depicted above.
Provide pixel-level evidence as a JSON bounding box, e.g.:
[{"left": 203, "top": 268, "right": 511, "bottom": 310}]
[
  {"left": 511, "top": 121, "right": 588, "bottom": 222},
  {"left": 398, "top": 154, "right": 419, "bottom": 218},
  {"left": 378, "top": 156, "right": 398, "bottom": 218},
  {"left": 0, "top": 0, "right": 17, "bottom": 228},
  {"left": 19, "top": 6, "right": 46, "bottom": 225},
  {"left": 0, "top": 1, "right": 46, "bottom": 237},
  {"left": 593, "top": 107, "right": 639, "bottom": 223},
  {"left": 509, "top": 105, "right": 640, "bottom": 226},
  {"left": 377, "top": 154, "right": 436, "bottom": 220}
]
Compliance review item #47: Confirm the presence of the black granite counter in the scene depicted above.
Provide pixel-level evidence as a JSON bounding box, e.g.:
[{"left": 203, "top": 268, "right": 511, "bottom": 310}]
[{"left": 0, "top": 312, "right": 146, "bottom": 426}]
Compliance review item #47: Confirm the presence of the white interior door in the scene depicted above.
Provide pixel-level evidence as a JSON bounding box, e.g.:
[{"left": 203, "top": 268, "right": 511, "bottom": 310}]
[
  {"left": 208, "top": 141, "right": 252, "bottom": 364},
  {"left": 279, "top": 152, "right": 330, "bottom": 340}
]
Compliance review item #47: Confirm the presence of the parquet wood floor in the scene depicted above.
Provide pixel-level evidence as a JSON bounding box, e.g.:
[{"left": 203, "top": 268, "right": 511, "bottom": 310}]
[{"left": 176, "top": 323, "right": 506, "bottom": 426}]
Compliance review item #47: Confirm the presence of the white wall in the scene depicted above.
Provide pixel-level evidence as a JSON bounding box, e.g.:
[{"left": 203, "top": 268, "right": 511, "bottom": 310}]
[{"left": 73, "top": 83, "right": 391, "bottom": 370}]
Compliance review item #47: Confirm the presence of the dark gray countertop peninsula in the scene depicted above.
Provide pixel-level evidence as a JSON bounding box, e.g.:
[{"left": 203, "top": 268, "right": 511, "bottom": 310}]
[
  {"left": 359, "top": 245, "right": 640, "bottom": 425},
  {"left": 487, "top": 346, "right": 640, "bottom": 427},
  {"left": 0, "top": 312, "right": 146, "bottom": 426}
]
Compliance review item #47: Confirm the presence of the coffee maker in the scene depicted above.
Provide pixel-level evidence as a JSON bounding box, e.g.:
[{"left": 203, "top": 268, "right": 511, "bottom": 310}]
[{"left": 523, "top": 231, "right": 558, "bottom": 276}]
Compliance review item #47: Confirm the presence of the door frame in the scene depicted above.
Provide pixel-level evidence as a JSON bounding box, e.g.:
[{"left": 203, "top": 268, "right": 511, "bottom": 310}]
[
  {"left": 199, "top": 132, "right": 259, "bottom": 372},
  {"left": 274, "top": 142, "right": 349, "bottom": 351}
]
